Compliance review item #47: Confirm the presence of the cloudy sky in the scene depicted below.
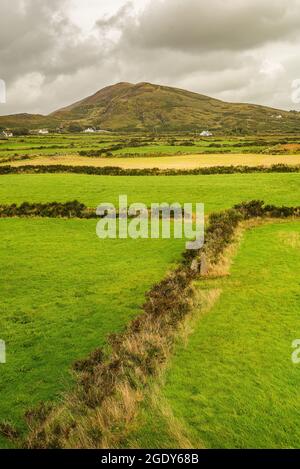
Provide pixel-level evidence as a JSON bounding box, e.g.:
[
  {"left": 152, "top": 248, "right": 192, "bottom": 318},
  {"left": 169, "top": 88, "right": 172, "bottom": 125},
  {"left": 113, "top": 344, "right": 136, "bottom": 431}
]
[{"left": 1, "top": 0, "right": 300, "bottom": 115}]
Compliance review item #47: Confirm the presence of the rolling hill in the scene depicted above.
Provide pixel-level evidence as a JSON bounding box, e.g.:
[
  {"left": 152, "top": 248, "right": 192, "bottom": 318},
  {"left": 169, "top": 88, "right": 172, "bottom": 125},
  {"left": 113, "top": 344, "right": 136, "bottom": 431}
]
[{"left": 1, "top": 81, "right": 300, "bottom": 134}]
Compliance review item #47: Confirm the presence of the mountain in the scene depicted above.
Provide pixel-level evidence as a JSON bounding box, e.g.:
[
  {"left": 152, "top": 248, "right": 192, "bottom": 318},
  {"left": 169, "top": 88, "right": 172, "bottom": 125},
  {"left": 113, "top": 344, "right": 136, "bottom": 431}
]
[{"left": 1, "top": 81, "right": 300, "bottom": 134}]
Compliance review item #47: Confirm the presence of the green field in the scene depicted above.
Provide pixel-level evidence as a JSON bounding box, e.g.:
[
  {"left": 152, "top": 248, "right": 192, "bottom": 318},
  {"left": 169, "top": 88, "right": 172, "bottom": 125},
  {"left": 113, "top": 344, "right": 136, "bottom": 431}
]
[
  {"left": 128, "top": 221, "right": 300, "bottom": 448},
  {"left": 0, "top": 173, "right": 300, "bottom": 212},
  {"left": 1, "top": 134, "right": 300, "bottom": 162},
  {"left": 0, "top": 165, "right": 300, "bottom": 448},
  {"left": 0, "top": 218, "right": 185, "bottom": 445}
]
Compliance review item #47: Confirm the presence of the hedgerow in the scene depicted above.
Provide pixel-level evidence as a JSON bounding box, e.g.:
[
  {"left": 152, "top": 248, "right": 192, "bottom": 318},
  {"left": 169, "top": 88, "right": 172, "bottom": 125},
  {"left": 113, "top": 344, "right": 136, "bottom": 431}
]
[
  {"left": 5, "top": 200, "right": 294, "bottom": 449},
  {"left": 0, "top": 201, "right": 94, "bottom": 219},
  {"left": 0, "top": 163, "right": 300, "bottom": 176}
]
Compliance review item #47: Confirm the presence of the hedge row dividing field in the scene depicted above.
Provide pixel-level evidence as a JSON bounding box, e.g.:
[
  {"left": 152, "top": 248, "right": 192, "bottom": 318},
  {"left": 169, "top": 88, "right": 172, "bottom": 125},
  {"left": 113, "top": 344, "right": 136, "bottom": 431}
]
[
  {"left": 19, "top": 201, "right": 299, "bottom": 449},
  {"left": 1, "top": 199, "right": 299, "bottom": 448},
  {"left": 1, "top": 166, "right": 299, "bottom": 448},
  {"left": 1, "top": 163, "right": 300, "bottom": 176}
]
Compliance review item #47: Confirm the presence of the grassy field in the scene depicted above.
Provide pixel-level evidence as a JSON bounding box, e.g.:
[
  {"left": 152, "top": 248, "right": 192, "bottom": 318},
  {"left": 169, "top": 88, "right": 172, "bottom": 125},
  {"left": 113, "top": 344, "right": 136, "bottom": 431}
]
[
  {"left": 2, "top": 134, "right": 300, "bottom": 163},
  {"left": 0, "top": 218, "right": 185, "bottom": 446},
  {"left": 8, "top": 153, "right": 300, "bottom": 169},
  {"left": 1, "top": 164, "right": 299, "bottom": 448},
  {"left": 0, "top": 173, "right": 299, "bottom": 213},
  {"left": 128, "top": 221, "right": 300, "bottom": 448}
]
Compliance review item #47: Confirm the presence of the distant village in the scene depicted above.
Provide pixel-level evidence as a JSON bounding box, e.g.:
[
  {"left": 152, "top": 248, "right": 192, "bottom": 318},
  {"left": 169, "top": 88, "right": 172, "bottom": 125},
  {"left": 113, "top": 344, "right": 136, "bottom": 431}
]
[
  {"left": 0, "top": 127, "right": 214, "bottom": 138},
  {"left": 0, "top": 127, "right": 115, "bottom": 138}
]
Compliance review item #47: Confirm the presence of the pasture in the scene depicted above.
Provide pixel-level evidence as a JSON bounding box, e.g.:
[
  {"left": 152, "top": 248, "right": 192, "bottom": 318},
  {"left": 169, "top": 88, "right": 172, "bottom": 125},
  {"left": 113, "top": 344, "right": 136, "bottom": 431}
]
[
  {"left": 127, "top": 221, "right": 300, "bottom": 448},
  {"left": 0, "top": 173, "right": 299, "bottom": 213},
  {"left": 0, "top": 218, "right": 185, "bottom": 446},
  {"left": 0, "top": 133, "right": 300, "bottom": 448},
  {"left": 1, "top": 133, "right": 300, "bottom": 166}
]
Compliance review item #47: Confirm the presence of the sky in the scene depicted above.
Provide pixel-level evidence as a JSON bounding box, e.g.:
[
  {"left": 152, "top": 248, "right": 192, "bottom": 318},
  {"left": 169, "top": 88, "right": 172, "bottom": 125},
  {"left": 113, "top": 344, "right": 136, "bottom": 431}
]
[{"left": 1, "top": 0, "right": 300, "bottom": 115}]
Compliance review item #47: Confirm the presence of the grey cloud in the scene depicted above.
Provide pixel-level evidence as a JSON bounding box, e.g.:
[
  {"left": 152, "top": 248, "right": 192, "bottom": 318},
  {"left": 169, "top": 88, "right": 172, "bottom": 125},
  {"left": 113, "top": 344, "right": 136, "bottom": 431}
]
[
  {"left": 121, "top": 0, "right": 300, "bottom": 51},
  {"left": 96, "top": 2, "right": 133, "bottom": 30},
  {"left": 0, "top": 0, "right": 104, "bottom": 84},
  {"left": 1, "top": 0, "right": 300, "bottom": 115}
]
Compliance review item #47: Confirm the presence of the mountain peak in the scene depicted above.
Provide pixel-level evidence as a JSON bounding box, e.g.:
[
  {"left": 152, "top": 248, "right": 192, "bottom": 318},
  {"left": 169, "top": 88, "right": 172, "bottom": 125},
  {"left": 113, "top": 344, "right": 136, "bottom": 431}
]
[{"left": 1, "top": 81, "right": 299, "bottom": 133}]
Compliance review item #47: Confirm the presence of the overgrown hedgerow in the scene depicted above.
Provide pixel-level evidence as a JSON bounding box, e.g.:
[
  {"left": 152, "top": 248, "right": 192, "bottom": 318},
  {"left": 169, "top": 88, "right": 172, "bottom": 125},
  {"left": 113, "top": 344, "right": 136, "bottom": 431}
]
[
  {"left": 0, "top": 202, "right": 152, "bottom": 219},
  {"left": 1, "top": 200, "right": 299, "bottom": 448},
  {"left": 0, "top": 201, "right": 94, "bottom": 219}
]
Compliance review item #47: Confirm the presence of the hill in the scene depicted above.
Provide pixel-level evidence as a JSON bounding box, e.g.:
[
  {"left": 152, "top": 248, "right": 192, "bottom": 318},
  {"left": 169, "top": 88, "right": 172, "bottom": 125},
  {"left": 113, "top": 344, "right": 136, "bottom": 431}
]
[{"left": 1, "top": 82, "right": 300, "bottom": 134}]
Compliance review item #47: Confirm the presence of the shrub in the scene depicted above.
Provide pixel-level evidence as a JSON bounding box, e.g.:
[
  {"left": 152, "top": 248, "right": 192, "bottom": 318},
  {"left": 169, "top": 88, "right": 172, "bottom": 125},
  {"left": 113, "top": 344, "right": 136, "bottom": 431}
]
[
  {"left": 1, "top": 163, "right": 300, "bottom": 177},
  {"left": 0, "top": 201, "right": 94, "bottom": 219}
]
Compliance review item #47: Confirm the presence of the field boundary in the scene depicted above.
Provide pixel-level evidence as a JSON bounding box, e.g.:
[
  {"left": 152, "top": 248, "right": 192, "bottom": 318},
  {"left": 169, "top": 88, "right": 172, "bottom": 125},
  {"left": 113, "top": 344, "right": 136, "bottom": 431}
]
[
  {"left": 0, "top": 202, "right": 190, "bottom": 219},
  {"left": 0, "top": 163, "right": 300, "bottom": 176},
  {"left": 1, "top": 201, "right": 299, "bottom": 448},
  {"left": 0, "top": 201, "right": 95, "bottom": 219}
]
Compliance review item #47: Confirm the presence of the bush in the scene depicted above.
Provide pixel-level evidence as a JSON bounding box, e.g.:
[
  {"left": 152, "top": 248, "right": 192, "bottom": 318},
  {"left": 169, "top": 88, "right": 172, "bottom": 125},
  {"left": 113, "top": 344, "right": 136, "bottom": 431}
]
[
  {"left": 0, "top": 201, "right": 93, "bottom": 219},
  {"left": 1, "top": 163, "right": 300, "bottom": 177}
]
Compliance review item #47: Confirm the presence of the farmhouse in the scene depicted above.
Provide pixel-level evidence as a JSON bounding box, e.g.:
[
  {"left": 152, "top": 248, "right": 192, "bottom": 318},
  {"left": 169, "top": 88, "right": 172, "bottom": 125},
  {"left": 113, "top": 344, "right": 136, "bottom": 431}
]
[
  {"left": 38, "top": 129, "right": 49, "bottom": 134},
  {"left": 83, "top": 127, "right": 95, "bottom": 133},
  {"left": 200, "top": 130, "right": 213, "bottom": 137},
  {"left": 0, "top": 130, "right": 13, "bottom": 138}
]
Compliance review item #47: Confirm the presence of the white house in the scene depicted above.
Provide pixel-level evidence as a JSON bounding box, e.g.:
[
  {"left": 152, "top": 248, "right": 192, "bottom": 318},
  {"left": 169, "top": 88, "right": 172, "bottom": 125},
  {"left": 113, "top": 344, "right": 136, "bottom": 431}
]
[
  {"left": 83, "top": 127, "right": 95, "bottom": 133},
  {"left": 1, "top": 130, "right": 13, "bottom": 138},
  {"left": 38, "top": 129, "right": 49, "bottom": 135},
  {"left": 200, "top": 130, "right": 213, "bottom": 137}
]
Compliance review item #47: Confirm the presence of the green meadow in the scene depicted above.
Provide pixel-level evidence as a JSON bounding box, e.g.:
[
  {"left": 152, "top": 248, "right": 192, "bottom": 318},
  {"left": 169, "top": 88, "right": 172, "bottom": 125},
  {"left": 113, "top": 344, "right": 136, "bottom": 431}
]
[
  {"left": 0, "top": 165, "right": 299, "bottom": 448},
  {"left": 128, "top": 221, "right": 300, "bottom": 448},
  {"left": 1, "top": 134, "right": 300, "bottom": 160},
  {"left": 0, "top": 173, "right": 299, "bottom": 212},
  {"left": 0, "top": 218, "right": 185, "bottom": 446}
]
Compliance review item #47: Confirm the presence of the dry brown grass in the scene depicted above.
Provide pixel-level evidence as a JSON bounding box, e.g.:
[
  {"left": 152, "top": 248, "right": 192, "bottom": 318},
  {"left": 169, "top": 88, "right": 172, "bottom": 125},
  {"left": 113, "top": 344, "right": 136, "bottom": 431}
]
[
  {"left": 6, "top": 153, "right": 300, "bottom": 170},
  {"left": 178, "top": 288, "right": 222, "bottom": 348}
]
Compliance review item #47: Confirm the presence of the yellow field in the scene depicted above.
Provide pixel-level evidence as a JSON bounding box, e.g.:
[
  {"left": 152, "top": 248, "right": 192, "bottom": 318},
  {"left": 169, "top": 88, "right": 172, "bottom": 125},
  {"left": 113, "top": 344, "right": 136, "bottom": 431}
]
[{"left": 6, "top": 153, "right": 300, "bottom": 169}]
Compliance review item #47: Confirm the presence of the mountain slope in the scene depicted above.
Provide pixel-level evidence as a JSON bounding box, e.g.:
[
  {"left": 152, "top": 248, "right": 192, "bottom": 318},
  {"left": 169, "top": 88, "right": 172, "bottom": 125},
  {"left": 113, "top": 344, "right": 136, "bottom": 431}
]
[{"left": 1, "top": 82, "right": 300, "bottom": 133}]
